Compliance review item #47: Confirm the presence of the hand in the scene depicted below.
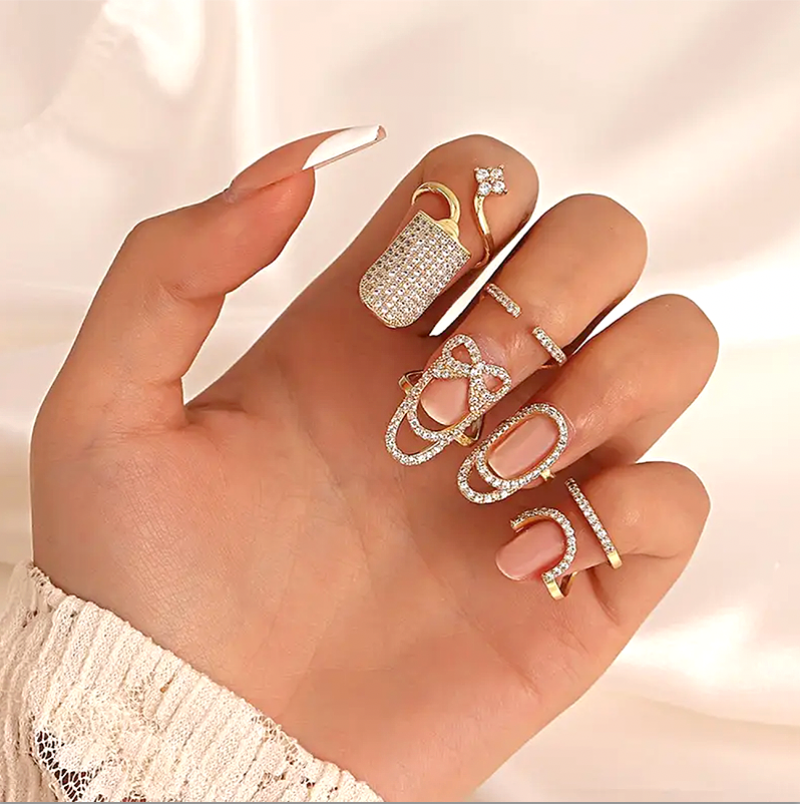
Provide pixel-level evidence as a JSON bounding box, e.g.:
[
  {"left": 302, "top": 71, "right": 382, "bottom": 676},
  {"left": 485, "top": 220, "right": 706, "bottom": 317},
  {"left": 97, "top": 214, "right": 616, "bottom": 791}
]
[{"left": 32, "top": 130, "right": 717, "bottom": 800}]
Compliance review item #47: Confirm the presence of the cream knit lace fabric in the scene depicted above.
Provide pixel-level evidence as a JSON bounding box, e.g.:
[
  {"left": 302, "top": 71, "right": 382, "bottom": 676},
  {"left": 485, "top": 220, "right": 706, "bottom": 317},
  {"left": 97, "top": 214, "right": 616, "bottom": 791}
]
[{"left": 0, "top": 563, "right": 381, "bottom": 802}]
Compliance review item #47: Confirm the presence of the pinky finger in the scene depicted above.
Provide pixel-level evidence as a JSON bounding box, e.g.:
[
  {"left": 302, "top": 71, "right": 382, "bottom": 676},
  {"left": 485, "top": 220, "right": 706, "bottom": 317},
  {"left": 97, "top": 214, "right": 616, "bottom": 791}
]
[{"left": 497, "top": 461, "right": 710, "bottom": 629}]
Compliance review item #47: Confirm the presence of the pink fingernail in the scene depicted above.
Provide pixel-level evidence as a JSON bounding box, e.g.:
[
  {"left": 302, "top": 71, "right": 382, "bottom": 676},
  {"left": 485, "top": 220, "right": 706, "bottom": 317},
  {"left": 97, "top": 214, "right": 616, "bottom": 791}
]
[
  {"left": 496, "top": 520, "right": 565, "bottom": 580},
  {"left": 487, "top": 413, "right": 559, "bottom": 479},
  {"left": 227, "top": 124, "right": 386, "bottom": 200},
  {"left": 420, "top": 379, "right": 470, "bottom": 426}
]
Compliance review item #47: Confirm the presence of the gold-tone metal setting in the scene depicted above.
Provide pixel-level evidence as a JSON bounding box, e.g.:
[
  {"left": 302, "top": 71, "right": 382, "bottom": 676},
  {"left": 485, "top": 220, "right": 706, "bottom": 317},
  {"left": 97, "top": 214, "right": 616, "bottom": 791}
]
[
  {"left": 510, "top": 507, "right": 577, "bottom": 600},
  {"left": 457, "top": 403, "right": 570, "bottom": 504},
  {"left": 473, "top": 166, "right": 508, "bottom": 268},
  {"left": 411, "top": 182, "right": 462, "bottom": 236},
  {"left": 565, "top": 478, "right": 622, "bottom": 569},
  {"left": 386, "top": 334, "right": 511, "bottom": 465}
]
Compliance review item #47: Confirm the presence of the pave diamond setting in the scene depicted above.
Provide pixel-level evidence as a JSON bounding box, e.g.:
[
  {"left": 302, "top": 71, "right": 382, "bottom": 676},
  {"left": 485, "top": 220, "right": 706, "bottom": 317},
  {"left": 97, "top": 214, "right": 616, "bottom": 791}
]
[
  {"left": 359, "top": 210, "right": 470, "bottom": 328},
  {"left": 565, "top": 477, "right": 622, "bottom": 569},
  {"left": 484, "top": 282, "right": 521, "bottom": 318},
  {"left": 457, "top": 403, "right": 570, "bottom": 504},
  {"left": 532, "top": 326, "right": 567, "bottom": 366},
  {"left": 386, "top": 334, "right": 512, "bottom": 465},
  {"left": 510, "top": 507, "right": 577, "bottom": 600}
]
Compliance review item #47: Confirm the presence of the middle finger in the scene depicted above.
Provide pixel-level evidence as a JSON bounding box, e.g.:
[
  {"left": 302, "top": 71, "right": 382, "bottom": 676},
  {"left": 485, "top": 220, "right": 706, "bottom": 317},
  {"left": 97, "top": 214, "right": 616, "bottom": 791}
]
[{"left": 418, "top": 193, "right": 647, "bottom": 427}]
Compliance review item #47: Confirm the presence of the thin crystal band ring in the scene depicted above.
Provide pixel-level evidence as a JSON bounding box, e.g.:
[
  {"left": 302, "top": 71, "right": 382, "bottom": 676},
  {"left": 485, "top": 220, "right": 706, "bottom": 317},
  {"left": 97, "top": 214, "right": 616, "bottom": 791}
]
[
  {"left": 532, "top": 326, "right": 567, "bottom": 366},
  {"left": 565, "top": 478, "right": 622, "bottom": 569},
  {"left": 482, "top": 285, "right": 568, "bottom": 368},
  {"left": 484, "top": 283, "right": 521, "bottom": 318}
]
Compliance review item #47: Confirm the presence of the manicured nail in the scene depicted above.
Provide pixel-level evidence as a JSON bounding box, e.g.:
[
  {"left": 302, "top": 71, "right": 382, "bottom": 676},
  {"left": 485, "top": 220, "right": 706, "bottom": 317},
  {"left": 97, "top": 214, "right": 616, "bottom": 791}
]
[
  {"left": 227, "top": 124, "right": 385, "bottom": 199},
  {"left": 300, "top": 124, "right": 386, "bottom": 170},
  {"left": 487, "top": 412, "right": 558, "bottom": 479},
  {"left": 496, "top": 519, "right": 565, "bottom": 580},
  {"left": 386, "top": 334, "right": 512, "bottom": 465},
  {"left": 420, "top": 378, "right": 469, "bottom": 426}
]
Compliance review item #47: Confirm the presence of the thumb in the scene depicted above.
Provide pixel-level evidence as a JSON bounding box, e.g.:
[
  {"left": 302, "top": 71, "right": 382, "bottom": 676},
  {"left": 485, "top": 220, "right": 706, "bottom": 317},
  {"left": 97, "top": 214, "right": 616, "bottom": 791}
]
[{"left": 47, "top": 126, "right": 385, "bottom": 435}]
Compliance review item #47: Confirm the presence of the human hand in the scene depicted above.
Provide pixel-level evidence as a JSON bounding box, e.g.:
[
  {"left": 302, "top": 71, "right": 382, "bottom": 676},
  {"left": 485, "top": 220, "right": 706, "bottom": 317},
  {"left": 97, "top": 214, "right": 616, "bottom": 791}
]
[{"left": 31, "top": 129, "right": 717, "bottom": 800}]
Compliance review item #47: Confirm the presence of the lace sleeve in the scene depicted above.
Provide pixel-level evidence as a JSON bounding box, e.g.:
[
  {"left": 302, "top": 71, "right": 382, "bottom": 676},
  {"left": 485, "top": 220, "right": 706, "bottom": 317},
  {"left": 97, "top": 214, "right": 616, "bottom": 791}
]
[{"left": 0, "top": 563, "right": 381, "bottom": 802}]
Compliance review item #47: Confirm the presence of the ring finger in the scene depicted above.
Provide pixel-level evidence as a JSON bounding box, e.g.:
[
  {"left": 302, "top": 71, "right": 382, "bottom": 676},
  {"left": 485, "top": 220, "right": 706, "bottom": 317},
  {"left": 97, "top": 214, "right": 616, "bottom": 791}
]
[{"left": 457, "top": 293, "right": 718, "bottom": 504}]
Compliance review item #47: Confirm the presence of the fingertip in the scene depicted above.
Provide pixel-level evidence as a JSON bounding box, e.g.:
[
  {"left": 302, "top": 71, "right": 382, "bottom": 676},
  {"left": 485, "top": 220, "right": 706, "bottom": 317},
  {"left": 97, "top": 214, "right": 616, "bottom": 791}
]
[{"left": 496, "top": 518, "right": 566, "bottom": 581}]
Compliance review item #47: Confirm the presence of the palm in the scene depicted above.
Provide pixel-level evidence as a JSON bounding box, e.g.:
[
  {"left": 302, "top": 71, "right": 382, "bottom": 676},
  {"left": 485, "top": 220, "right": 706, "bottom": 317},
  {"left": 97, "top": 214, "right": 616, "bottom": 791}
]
[{"left": 32, "top": 133, "right": 714, "bottom": 801}]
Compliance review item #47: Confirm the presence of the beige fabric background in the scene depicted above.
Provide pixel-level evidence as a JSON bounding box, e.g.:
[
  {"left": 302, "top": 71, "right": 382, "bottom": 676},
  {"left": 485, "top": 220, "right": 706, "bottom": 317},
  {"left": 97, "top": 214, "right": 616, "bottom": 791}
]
[{"left": 1, "top": 1, "right": 798, "bottom": 800}]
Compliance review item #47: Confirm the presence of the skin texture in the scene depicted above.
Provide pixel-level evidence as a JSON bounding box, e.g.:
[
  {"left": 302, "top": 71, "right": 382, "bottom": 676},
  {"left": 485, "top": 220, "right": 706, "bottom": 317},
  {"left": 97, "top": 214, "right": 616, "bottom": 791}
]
[{"left": 30, "top": 134, "right": 717, "bottom": 801}]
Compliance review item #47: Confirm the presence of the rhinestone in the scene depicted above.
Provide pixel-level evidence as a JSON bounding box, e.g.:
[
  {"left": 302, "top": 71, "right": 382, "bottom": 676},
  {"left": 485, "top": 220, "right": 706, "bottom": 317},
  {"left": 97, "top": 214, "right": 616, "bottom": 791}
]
[
  {"left": 531, "top": 327, "right": 567, "bottom": 366},
  {"left": 478, "top": 182, "right": 492, "bottom": 197},
  {"left": 484, "top": 283, "right": 521, "bottom": 317},
  {"left": 565, "top": 477, "right": 622, "bottom": 569}
]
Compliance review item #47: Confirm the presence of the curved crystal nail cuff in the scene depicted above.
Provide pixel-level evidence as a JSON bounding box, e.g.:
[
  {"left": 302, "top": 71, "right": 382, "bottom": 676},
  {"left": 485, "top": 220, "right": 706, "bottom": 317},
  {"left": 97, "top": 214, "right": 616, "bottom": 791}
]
[
  {"left": 532, "top": 326, "right": 567, "bottom": 366},
  {"left": 510, "top": 507, "right": 577, "bottom": 600},
  {"left": 565, "top": 478, "right": 622, "bottom": 569},
  {"left": 457, "top": 402, "right": 569, "bottom": 504},
  {"left": 386, "top": 334, "right": 512, "bottom": 465}
]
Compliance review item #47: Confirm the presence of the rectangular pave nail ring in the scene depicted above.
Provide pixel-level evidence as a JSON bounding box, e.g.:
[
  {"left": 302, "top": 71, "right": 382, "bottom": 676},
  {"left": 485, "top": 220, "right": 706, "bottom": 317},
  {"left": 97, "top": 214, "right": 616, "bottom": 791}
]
[{"left": 359, "top": 182, "right": 470, "bottom": 328}]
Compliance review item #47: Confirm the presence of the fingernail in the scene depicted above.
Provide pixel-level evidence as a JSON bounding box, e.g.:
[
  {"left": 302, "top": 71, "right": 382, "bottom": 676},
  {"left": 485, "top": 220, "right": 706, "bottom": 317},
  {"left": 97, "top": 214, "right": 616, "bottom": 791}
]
[
  {"left": 496, "top": 519, "right": 565, "bottom": 580},
  {"left": 488, "top": 412, "right": 558, "bottom": 479},
  {"left": 300, "top": 124, "right": 386, "bottom": 170},
  {"left": 420, "top": 378, "right": 469, "bottom": 426},
  {"left": 227, "top": 124, "right": 385, "bottom": 199}
]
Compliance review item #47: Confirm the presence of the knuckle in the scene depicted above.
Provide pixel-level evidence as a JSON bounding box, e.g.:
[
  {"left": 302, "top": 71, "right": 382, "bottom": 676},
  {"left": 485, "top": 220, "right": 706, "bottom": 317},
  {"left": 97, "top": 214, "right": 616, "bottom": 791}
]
[
  {"left": 122, "top": 209, "right": 209, "bottom": 303},
  {"left": 452, "top": 133, "right": 514, "bottom": 153},
  {"left": 429, "top": 133, "right": 508, "bottom": 158},
  {"left": 650, "top": 461, "right": 711, "bottom": 555},
  {"left": 652, "top": 294, "right": 719, "bottom": 346},
  {"left": 123, "top": 213, "right": 171, "bottom": 252}
]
